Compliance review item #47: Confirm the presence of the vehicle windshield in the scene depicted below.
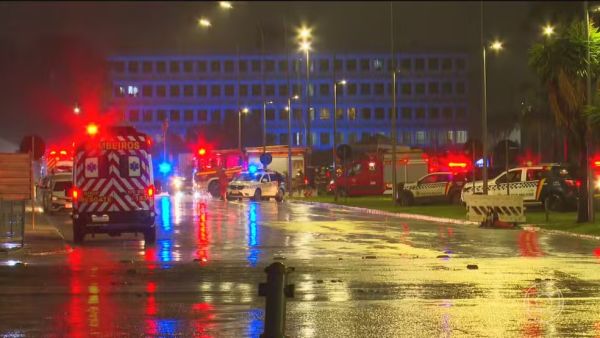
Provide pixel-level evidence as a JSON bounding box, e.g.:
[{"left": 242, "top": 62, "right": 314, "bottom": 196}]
[
  {"left": 53, "top": 181, "right": 72, "bottom": 192},
  {"left": 233, "top": 173, "right": 260, "bottom": 182}
]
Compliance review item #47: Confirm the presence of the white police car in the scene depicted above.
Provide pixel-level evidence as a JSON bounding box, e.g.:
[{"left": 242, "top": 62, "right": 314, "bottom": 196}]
[
  {"left": 397, "top": 172, "right": 467, "bottom": 205},
  {"left": 227, "top": 169, "right": 286, "bottom": 202}
]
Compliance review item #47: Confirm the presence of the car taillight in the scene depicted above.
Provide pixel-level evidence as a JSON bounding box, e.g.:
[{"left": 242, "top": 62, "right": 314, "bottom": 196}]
[
  {"left": 71, "top": 187, "right": 80, "bottom": 200},
  {"left": 146, "top": 185, "right": 155, "bottom": 198}
]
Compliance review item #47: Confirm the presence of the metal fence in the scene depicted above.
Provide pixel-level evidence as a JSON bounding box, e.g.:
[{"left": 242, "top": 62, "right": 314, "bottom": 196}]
[{"left": 0, "top": 200, "right": 25, "bottom": 250}]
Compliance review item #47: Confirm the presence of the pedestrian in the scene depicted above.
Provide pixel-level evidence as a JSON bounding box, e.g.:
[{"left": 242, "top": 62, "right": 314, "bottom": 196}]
[{"left": 217, "top": 166, "right": 228, "bottom": 200}]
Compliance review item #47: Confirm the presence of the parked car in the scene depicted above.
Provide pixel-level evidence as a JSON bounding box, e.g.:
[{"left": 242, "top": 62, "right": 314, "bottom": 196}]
[
  {"left": 42, "top": 173, "right": 73, "bottom": 214},
  {"left": 227, "top": 170, "right": 286, "bottom": 202},
  {"left": 396, "top": 171, "right": 468, "bottom": 205}
]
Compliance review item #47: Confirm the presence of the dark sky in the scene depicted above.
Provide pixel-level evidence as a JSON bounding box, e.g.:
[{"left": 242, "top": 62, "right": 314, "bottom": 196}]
[{"left": 0, "top": 1, "right": 582, "bottom": 145}]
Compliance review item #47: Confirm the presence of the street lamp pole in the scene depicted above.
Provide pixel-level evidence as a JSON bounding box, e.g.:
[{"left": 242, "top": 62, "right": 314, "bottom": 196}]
[
  {"left": 333, "top": 80, "right": 346, "bottom": 202},
  {"left": 288, "top": 97, "right": 293, "bottom": 197},
  {"left": 263, "top": 101, "right": 267, "bottom": 154},
  {"left": 238, "top": 107, "right": 248, "bottom": 152},
  {"left": 482, "top": 45, "right": 489, "bottom": 194},
  {"left": 585, "top": 1, "right": 595, "bottom": 222}
]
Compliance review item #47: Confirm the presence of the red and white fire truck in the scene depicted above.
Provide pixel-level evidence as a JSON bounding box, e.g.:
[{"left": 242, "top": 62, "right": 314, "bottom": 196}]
[
  {"left": 71, "top": 125, "right": 156, "bottom": 244},
  {"left": 193, "top": 148, "right": 246, "bottom": 198}
]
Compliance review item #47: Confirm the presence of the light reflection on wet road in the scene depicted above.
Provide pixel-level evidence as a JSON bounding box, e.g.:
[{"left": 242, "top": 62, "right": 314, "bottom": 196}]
[{"left": 1, "top": 194, "right": 600, "bottom": 337}]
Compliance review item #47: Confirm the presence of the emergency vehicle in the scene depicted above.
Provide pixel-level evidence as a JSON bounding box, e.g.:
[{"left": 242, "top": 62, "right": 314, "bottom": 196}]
[
  {"left": 71, "top": 125, "right": 156, "bottom": 243},
  {"left": 193, "top": 148, "right": 246, "bottom": 198},
  {"left": 397, "top": 171, "right": 468, "bottom": 205},
  {"left": 42, "top": 147, "right": 74, "bottom": 176},
  {"left": 461, "top": 164, "right": 579, "bottom": 211}
]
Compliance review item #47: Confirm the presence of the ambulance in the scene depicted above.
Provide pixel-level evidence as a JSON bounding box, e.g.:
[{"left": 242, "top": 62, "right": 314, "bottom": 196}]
[{"left": 71, "top": 125, "right": 156, "bottom": 244}]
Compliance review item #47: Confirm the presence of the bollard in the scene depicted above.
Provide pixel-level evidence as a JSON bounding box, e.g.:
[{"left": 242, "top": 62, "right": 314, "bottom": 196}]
[{"left": 258, "top": 262, "right": 294, "bottom": 338}]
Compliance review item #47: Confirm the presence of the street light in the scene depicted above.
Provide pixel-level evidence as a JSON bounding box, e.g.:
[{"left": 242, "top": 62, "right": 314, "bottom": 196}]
[
  {"left": 333, "top": 79, "right": 346, "bottom": 202},
  {"left": 73, "top": 104, "right": 81, "bottom": 115},
  {"left": 263, "top": 100, "right": 274, "bottom": 154},
  {"left": 198, "top": 17, "right": 211, "bottom": 28},
  {"left": 482, "top": 39, "right": 504, "bottom": 194},
  {"left": 238, "top": 107, "right": 249, "bottom": 151},
  {"left": 542, "top": 24, "right": 555, "bottom": 37},
  {"left": 297, "top": 25, "right": 313, "bottom": 172},
  {"left": 219, "top": 1, "right": 233, "bottom": 9},
  {"left": 287, "top": 95, "right": 300, "bottom": 197}
]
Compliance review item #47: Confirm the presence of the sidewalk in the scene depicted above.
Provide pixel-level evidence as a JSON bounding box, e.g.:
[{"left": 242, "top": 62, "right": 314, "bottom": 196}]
[{"left": 2, "top": 207, "right": 66, "bottom": 257}]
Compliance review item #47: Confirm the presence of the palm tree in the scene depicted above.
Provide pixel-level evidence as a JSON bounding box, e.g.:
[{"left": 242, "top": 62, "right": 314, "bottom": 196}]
[{"left": 528, "top": 19, "right": 600, "bottom": 222}]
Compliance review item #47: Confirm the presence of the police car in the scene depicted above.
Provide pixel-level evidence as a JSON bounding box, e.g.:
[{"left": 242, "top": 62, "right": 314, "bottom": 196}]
[
  {"left": 227, "top": 169, "right": 286, "bottom": 202},
  {"left": 396, "top": 172, "right": 467, "bottom": 206},
  {"left": 461, "top": 164, "right": 578, "bottom": 211}
]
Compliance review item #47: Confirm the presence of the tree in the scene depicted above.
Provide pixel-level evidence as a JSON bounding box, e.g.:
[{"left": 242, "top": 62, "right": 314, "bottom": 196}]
[{"left": 528, "top": 20, "right": 600, "bottom": 222}]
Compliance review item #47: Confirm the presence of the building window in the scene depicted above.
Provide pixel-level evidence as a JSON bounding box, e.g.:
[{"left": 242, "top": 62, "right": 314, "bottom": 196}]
[
  {"left": 156, "top": 85, "right": 166, "bottom": 97},
  {"left": 456, "top": 82, "right": 466, "bottom": 95},
  {"left": 265, "top": 84, "right": 275, "bottom": 96},
  {"left": 239, "top": 60, "right": 248, "bottom": 73},
  {"left": 128, "top": 61, "right": 139, "bottom": 73},
  {"left": 320, "top": 59, "right": 330, "bottom": 72},
  {"left": 360, "top": 59, "right": 369, "bottom": 71},
  {"left": 224, "top": 60, "right": 234, "bottom": 73},
  {"left": 198, "top": 110, "right": 208, "bottom": 121},
  {"left": 239, "top": 84, "right": 248, "bottom": 97},
  {"left": 375, "top": 107, "right": 385, "bottom": 120},
  {"left": 428, "top": 82, "right": 439, "bottom": 95},
  {"left": 157, "top": 110, "right": 166, "bottom": 122},
  {"left": 335, "top": 108, "right": 343, "bottom": 120},
  {"left": 428, "top": 58, "right": 439, "bottom": 71},
  {"left": 127, "top": 85, "right": 139, "bottom": 97},
  {"left": 320, "top": 108, "right": 330, "bottom": 120},
  {"left": 142, "top": 61, "right": 153, "bottom": 73},
  {"left": 225, "top": 84, "right": 234, "bottom": 97},
  {"left": 442, "top": 82, "right": 452, "bottom": 95},
  {"left": 293, "top": 59, "right": 301, "bottom": 73},
  {"left": 348, "top": 107, "right": 356, "bottom": 120},
  {"left": 170, "top": 110, "right": 180, "bottom": 122},
  {"left": 210, "top": 61, "right": 221, "bottom": 72},
  {"left": 156, "top": 61, "right": 166, "bottom": 73},
  {"left": 142, "top": 85, "right": 153, "bottom": 97},
  {"left": 143, "top": 110, "right": 153, "bottom": 122},
  {"left": 346, "top": 59, "right": 357, "bottom": 72},
  {"left": 197, "top": 85, "right": 207, "bottom": 97},
  {"left": 416, "top": 107, "right": 425, "bottom": 119},
  {"left": 415, "top": 58, "right": 425, "bottom": 71},
  {"left": 292, "top": 84, "right": 300, "bottom": 96},
  {"left": 320, "top": 84, "right": 330, "bottom": 96},
  {"left": 308, "top": 84, "right": 314, "bottom": 97},
  {"left": 349, "top": 132, "right": 358, "bottom": 144},
  {"left": 251, "top": 60, "right": 261, "bottom": 72},
  {"left": 401, "top": 107, "right": 412, "bottom": 120},
  {"left": 374, "top": 83, "right": 385, "bottom": 96},
  {"left": 347, "top": 83, "right": 357, "bottom": 96},
  {"left": 415, "top": 83, "right": 425, "bottom": 95},
  {"left": 400, "top": 59, "right": 411, "bottom": 72},
  {"left": 184, "top": 110, "right": 194, "bottom": 122},
  {"left": 266, "top": 133, "right": 276, "bottom": 145},
  {"left": 280, "top": 133, "right": 289, "bottom": 145},
  {"left": 442, "top": 58, "right": 452, "bottom": 71},
  {"left": 320, "top": 132, "right": 330, "bottom": 145},
  {"left": 197, "top": 61, "right": 207, "bottom": 73},
  {"left": 360, "top": 83, "right": 371, "bottom": 95},
  {"left": 278, "top": 60, "right": 288, "bottom": 73},
  {"left": 183, "top": 61, "right": 193, "bottom": 73},
  {"left": 361, "top": 107, "right": 371, "bottom": 120},
  {"left": 211, "top": 85, "right": 221, "bottom": 97},
  {"left": 456, "top": 107, "right": 466, "bottom": 119},
  {"left": 169, "top": 61, "right": 180, "bottom": 73},
  {"left": 183, "top": 85, "right": 194, "bottom": 97},
  {"left": 114, "top": 86, "right": 124, "bottom": 98},
  {"left": 443, "top": 107, "right": 453, "bottom": 120},
  {"left": 334, "top": 59, "right": 342, "bottom": 72},
  {"left": 252, "top": 84, "right": 261, "bottom": 97},
  {"left": 280, "top": 109, "right": 289, "bottom": 120},
  {"left": 416, "top": 131, "right": 426, "bottom": 144},
  {"left": 113, "top": 61, "right": 125, "bottom": 73},
  {"left": 278, "top": 84, "right": 288, "bottom": 97},
  {"left": 169, "top": 85, "right": 180, "bottom": 97},
  {"left": 211, "top": 110, "right": 221, "bottom": 122},
  {"left": 429, "top": 107, "right": 439, "bottom": 119},
  {"left": 456, "top": 58, "right": 466, "bottom": 71},
  {"left": 447, "top": 131, "right": 455, "bottom": 143},
  {"left": 401, "top": 83, "right": 411, "bottom": 95},
  {"left": 403, "top": 131, "right": 412, "bottom": 144},
  {"left": 129, "top": 110, "right": 139, "bottom": 122},
  {"left": 335, "top": 132, "right": 343, "bottom": 144},
  {"left": 373, "top": 59, "right": 384, "bottom": 71},
  {"left": 266, "top": 109, "right": 275, "bottom": 121},
  {"left": 293, "top": 108, "right": 302, "bottom": 120},
  {"left": 457, "top": 130, "right": 468, "bottom": 143},
  {"left": 265, "top": 60, "right": 275, "bottom": 72}
]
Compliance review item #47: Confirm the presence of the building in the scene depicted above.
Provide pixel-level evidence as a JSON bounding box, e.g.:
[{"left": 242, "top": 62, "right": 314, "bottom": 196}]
[{"left": 107, "top": 52, "right": 470, "bottom": 153}]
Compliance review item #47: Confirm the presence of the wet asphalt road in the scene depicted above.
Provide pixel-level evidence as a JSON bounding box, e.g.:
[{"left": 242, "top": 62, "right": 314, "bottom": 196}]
[{"left": 1, "top": 194, "right": 600, "bottom": 337}]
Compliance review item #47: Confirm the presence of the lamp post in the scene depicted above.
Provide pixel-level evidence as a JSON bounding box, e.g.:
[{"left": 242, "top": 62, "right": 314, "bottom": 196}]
[
  {"left": 298, "top": 26, "right": 313, "bottom": 170},
  {"left": 333, "top": 79, "right": 346, "bottom": 202},
  {"left": 585, "top": 1, "right": 595, "bottom": 222},
  {"left": 481, "top": 39, "right": 503, "bottom": 194},
  {"left": 287, "top": 95, "right": 300, "bottom": 197},
  {"left": 263, "top": 100, "right": 273, "bottom": 154},
  {"left": 238, "top": 107, "right": 249, "bottom": 151}
]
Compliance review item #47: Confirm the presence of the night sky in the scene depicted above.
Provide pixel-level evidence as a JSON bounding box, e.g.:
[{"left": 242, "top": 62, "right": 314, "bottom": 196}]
[{"left": 0, "top": 1, "right": 583, "bottom": 146}]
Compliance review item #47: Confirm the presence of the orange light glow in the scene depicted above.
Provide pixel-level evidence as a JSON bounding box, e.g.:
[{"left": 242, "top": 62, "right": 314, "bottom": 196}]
[
  {"left": 448, "top": 162, "right": 467, "bottom": 168},
  {"left": 86, "top": 124, "right": 99, "bottom": 136},
  {"left": 71, "top": 187, "right": 80, "bottom": 200},
  {"left": 146, "top": 185, "right": 155, "bottom": 198},
  {"left": 594, "top": 161, "right": 600, "bottom": 167},
  {"left": 198, "top": 148, "right": 207, "bottom": 156},
  {"left": 59, "top": 150, "right": 67, "bottom": 155}
]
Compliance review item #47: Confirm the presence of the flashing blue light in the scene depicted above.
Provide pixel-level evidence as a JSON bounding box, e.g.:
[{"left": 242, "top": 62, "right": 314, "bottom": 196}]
[
  {"left": 475, "top": 158, "right": 489, "bottom": 168},
  {"left": 248, "top": 164, "right": 258, "bottom": 174},
  {"left": 159, "top": 162, "right": 172, "bottom": 175}
]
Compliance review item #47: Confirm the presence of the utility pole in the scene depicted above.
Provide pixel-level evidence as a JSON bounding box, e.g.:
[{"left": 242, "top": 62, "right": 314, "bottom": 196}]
[{"left": 390, "top": 2, "right": 398, "bottom": 203}]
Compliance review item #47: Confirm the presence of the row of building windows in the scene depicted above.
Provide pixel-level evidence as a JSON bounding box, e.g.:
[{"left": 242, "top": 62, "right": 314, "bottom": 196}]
[
  {"left": 265, "top": 130, "right": 468, "bottom": 147},
  {"left": 111, "top": 56, "right": 466, "bottom": 75},
  {"left": 115, "top": 81, "right": 467, "bottom": 99},
  {"left": 126, "top": 106, "right": 466, "bottom": 123}
]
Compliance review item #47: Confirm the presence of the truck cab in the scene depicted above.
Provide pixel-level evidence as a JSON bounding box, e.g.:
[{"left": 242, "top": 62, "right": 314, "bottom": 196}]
[{"left": 333, "top": 156, "right": 384, "bottom": 197}]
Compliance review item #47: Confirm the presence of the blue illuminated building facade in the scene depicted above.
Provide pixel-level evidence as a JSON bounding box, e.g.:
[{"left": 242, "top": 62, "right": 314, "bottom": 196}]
[{"left": 107, "top": 52, "right": 470, "bottom": 151}]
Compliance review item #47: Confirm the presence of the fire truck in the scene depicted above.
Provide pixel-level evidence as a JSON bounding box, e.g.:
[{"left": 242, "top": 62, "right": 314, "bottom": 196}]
[
  {"left": 71, "top": 125, "right": 156, "bottom": 244},
  {"left": 42, "top": 147, "right": 74, "bottom": 176},
  {"left": 192, "top": 148, "right": 246, "bottom": 198}
]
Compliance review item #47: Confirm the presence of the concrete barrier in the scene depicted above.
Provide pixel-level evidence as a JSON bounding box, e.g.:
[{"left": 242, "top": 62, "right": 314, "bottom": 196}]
[{"left": 464, "top": 194, "right": 526, "bottom": 223}]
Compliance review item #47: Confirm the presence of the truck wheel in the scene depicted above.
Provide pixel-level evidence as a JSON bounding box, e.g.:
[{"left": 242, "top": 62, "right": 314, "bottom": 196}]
[
  {"left": 252, "top": 189, "right": 262, "bottom": 202},
  {"left": 399, "top": 192, "right": 414, "bottom": 206},
  {"left": 544, "top": 193, "right": 564, "bottom": 212},
  {"left": 208, "top": 181, "right": 220, "bottom": 199},
  {"left": 275, "top": 189, "right": 285, "bottom": 202},
  {"left": 73, "top": 221, "right": 85, "bottom": 244},
  {"left": 144, "top": 227, "right": 156, "bottom": 244}
]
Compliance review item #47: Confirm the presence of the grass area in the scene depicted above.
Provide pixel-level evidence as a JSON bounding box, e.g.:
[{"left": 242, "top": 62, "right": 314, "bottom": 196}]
[{"left": 291, "top": 195, "right": 600, "bottom": 237}]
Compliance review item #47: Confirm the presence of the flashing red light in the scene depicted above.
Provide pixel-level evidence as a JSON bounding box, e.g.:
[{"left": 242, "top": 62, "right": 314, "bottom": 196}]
[
  {"left": 198, "top": 148, "right": 207, "bottom": 156},
  {"left": 50, "top": 150, "right": 57, "bottom": 155},
  {"left": 594, "top": 161, "right": 600, "bottom": 167},
  {"left": 59, "top": 150, "right": 67, "bottom": 155},
  {"left": 146, "top": 137, "right": 153, "bottom": 147},
  {"left": 448, "top": 162, "right": 467, "bottom": 168},
  {"left": 146, "top": 185, "right": 155, "bottom": 198},
  {"left": 576, "top": 180, "right": 582, "bottom": 188},
  {"left": 86, "top": 123, "right": 99, "bottom": 136},
  {"left": 71, "top": 187, "right": 80, "bottom": 200}
]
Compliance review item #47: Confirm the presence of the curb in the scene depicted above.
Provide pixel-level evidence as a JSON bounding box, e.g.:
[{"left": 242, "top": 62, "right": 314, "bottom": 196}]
[
  {"left": 521, "top": 225, "right": 600, "bottom": 241},
  {"left": 289, "top": 200, "right": 479, "bottom": 226}
]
